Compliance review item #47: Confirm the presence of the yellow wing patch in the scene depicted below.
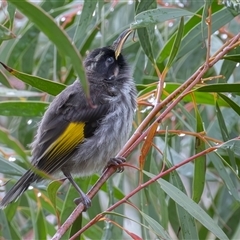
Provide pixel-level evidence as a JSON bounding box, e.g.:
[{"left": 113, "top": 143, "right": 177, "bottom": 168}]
[{"left": 46, "top": 122, "right": 85, "bottom": 161}]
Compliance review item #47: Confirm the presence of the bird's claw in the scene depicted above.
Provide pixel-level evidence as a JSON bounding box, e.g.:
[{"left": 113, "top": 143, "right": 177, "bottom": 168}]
[
  {"left": 74, "top": 195, "right": 91, "bottom": 211},
  {"left": 104, "top": 156, "right": 126, "bottom": 173}
]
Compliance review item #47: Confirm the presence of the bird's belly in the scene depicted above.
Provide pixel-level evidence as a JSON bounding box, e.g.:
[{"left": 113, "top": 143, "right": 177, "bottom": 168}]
[{"left": 67, "top": 107, "right": 133, "bottom": 176}]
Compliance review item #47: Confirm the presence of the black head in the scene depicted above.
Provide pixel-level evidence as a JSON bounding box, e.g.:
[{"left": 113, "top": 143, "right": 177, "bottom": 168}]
[{"left": 84, "top": 47, "right": 128, "bottom": 85}]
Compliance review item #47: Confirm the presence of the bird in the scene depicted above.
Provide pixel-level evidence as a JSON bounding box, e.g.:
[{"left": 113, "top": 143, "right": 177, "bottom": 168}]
[{"left": 0, "top": 29, "right": 137, "bottom": 209}]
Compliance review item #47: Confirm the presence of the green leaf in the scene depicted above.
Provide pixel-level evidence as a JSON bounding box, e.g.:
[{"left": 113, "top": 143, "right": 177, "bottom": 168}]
[
  {"left": 222, "top": 54, "right": 240, "bottom": 62},
  {"left": 165, "top": 17, "right": 184, "bottom": 69},
  {"left": 8, "top": 0, "right": 89, "bottom": 96},
  {"left": 217, "top": 139, "right": 240, "bottom": 156},
  {"left": 0, "top": 24, "right": 15, "bottom": 41},
  {"left": 135, "top": 0, "right": 156, "bottom": 63},
  {"left": 0, "top": 155, "right": 26, "bottom": 176},
  {"left": 0, "top": 127, "right": 27, "bottom": 161},
  {"left": 0, "top": 210, "right": 11, "bottom": 239},
  {"left": 174, "top": 103, "right": 196, "bottom": 131},
  {"left": 36, "top": 209, "right": 47, "bottom": 240},
  {"left": 154, "top": 135, "right": 169, "bottom": 230},
  {"left": 195, "top": 83, "right": 240, "bottom": 94},
  {"left": 0, "top": 62, "right": 66, "bottom": 96},
  {"left": 192, "top": 107, "right": 206, "bottom": 203},
  {"left": 70, "top": 214, "right": 83, "bottom": 239},
  {"left": 105, "top": 211, "right": 163, "bottom": 238},
  {"left": 74, "top": 0, "right": 98, "bottom": 47},
  {"left": 218, "top": 93, "right": 240, "bottom": 116},
  {"left": 0, "top": 101, "right": 48, "bottom": 117},
  {"left": 137, "top": 28, "right": 155, "bottom": 63},
  {"left": 35, "top": 43, "right": 54, "bottom": 79},
  {"left": 7, "top": 2, "right": 16, "bottom": 30},
  {"left": 216, "top": 101, "right": 237, "bottom": 171},
  {"left": 208, "top": 152, "right": 240, "bottom": 202},
  {"left": 201, "top": 0, "right": 212, "bottom": 40},
  {"left": 220, "top": 59, "right": 238, "bottom": 83},
  {"left": 7, "top": 25, "right": 40, "bottom": 68},
  {"left": 135, "top": 0, "right": 155, "bottom": 14},
  {"left": 7, "top": 221, "right": 21, "bottom": 240},
  {"left": 21, "top": 37, "right": 38, "bottom": 74},
  {"left": 0, "top": 88, "right": 44, "bottom": 98},
  {"left": 131, "top": 7, "right": 193, "bottom": 29},
  {"left": 27, "top": 195, "right": 39, "bottom": 240},
  {"left": 47, "top": 180, "right": 62, "bottom": 213},
  {"left": 165, "top": 159, "right": 199, "bottom": 239},
  {"left": 0, "top": 69, "right": 11, "bottom": 88},
  {"left": 140, "top": 211, "right": 171, "bottom": 239},
  {"left": 146, "top": 172, "right": 229, "bottom": 240},
  {"left": 5, "top": 201, "right": 18, "bottom": 222}
]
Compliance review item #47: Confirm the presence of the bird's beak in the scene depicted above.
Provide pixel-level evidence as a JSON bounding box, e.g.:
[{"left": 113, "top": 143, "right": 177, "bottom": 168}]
[{"left": 113, "top": 29, "right": 133, "bottom": 59}]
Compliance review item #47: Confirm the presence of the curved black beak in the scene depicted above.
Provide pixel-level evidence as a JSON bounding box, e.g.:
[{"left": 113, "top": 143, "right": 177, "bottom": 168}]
[{"left": 112, "top": 29, "right": 133, "bottom": 59}]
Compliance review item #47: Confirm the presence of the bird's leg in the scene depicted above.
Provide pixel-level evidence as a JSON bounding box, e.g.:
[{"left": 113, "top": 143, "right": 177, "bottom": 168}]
[
  {"left": 104, "top": 156, "right": 126, "bottom": 173},
  {"left": 62, "top": 170, "right": 91, "bottom": 209}
]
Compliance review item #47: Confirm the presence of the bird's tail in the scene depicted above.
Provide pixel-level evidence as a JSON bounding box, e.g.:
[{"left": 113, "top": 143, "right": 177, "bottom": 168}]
[{"left": 0, "top": 170, "right": 35, "bottom": 209}]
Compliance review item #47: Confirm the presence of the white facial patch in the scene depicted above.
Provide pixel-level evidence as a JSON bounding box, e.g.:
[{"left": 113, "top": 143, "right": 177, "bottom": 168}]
[
  {"left": 87, "top": 51, "right": 105, "bottom": 71},
  {"left": 114, "top": 66, "right": 119, "bottom": 77},
  {"left": 94, "top": 51, "right": 105, "bottom": 62},
  {"left": 87, "top": 62, "right": 97, "bottom": 71}
]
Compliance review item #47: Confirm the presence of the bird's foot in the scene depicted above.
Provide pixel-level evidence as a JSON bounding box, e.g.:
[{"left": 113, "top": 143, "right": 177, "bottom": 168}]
[
  {"left": 74, "top": 194, "right": 91, "bottom": 211},
  {"left": 103, "top": 156, "right": 126, "bottom": 173}
]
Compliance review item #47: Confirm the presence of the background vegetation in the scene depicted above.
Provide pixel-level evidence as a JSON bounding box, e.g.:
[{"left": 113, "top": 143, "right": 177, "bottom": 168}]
[{"left": 0, "top": 0, "right": 240, "bottom": 239}]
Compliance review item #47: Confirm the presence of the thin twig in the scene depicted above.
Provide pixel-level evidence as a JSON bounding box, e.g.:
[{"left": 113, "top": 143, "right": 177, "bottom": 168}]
[
  {"left": 155, "top": 64, "right": 164, "bottom": 103},
  {"left": 156, "top": 130, "right": 223, "bottom": 145},
  {"left": 205, "top": 6, "right": 212, "bottom": 66}
]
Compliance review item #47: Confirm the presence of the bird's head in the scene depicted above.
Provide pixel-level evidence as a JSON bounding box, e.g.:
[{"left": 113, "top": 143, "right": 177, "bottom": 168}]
[
  {"left": 84, "top": 47, "right": 128, "bottom": 85},
  {"left": 84, "top": 29, "right": 133, "bottom": 97}
]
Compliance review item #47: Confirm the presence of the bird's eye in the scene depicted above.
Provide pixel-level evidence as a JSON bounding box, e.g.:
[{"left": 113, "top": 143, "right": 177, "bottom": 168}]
[{"left": 106, "top": 57, "right": 114, "bottom": 65}]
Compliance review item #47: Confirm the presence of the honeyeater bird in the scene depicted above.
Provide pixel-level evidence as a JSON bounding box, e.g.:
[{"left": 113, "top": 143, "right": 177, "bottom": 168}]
[{"left": 0, "top": 29, "right": 137, "bottom": 209}]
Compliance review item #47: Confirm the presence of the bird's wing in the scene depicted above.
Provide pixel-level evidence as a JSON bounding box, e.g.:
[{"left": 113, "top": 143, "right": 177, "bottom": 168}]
[{"left": 32, "top": 84, "right": 110, "bottom": 174}]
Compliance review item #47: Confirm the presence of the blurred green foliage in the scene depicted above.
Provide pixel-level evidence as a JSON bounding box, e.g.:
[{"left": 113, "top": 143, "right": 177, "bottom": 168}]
[{"left": 0, "top": 0, "right": 240, "bottom": 239}]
